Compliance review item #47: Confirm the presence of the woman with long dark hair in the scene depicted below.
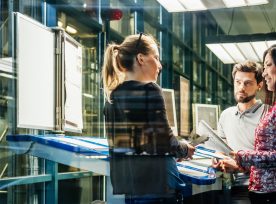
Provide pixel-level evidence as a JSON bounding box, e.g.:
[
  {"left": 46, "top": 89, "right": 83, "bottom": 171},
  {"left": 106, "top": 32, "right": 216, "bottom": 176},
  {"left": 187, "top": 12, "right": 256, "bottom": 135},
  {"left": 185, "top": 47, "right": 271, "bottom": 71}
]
[{"left": 219, "top": 45, "right": 276, "bottom": 204}]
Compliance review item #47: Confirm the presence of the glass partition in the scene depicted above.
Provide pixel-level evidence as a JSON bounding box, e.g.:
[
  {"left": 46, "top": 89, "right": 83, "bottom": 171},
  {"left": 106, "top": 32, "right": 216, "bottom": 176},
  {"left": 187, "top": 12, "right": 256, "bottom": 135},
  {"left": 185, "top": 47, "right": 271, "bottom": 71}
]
[{"left": 1, "top": 0, "right": 271, "bottom": 203}]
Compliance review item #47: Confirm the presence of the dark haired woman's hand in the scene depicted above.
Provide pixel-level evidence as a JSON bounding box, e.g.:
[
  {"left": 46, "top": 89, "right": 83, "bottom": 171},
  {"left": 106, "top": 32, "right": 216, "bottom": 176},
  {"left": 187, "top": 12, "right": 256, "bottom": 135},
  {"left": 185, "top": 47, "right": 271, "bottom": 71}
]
[
  {"left": 220, "top": 157, "right": 242, "bottom": 173},
  {"left": 212, "top": 158, "right": 223, "bottom": 170}
]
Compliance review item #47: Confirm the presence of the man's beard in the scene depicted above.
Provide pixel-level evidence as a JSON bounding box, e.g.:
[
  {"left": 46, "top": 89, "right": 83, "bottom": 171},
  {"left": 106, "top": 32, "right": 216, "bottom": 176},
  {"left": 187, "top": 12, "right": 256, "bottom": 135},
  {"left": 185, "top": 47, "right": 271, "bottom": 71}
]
[{"left": 235, "top": 93, "right": 256, "bottom": 103}]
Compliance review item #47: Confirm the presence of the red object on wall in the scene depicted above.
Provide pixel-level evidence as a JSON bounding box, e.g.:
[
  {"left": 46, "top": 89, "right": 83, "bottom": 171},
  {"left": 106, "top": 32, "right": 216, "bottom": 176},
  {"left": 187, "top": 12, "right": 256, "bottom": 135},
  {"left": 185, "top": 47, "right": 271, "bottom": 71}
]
[{"left": 101, "top": 8, "right": 123, "bottom": 21}]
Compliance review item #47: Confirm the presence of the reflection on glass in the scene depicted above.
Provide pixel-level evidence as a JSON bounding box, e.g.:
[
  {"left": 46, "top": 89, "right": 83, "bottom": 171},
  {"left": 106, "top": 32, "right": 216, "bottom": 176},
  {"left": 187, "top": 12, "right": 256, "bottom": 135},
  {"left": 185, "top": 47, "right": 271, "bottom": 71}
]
[
  {"left": 173, "top": 43, "right": 184, "bottom": 70},
  {"left": 172, "top": 13, "right": 184, "bottom": 39},
  {"left": 110, "top": 0, "right": 134, "bottom": 36}
]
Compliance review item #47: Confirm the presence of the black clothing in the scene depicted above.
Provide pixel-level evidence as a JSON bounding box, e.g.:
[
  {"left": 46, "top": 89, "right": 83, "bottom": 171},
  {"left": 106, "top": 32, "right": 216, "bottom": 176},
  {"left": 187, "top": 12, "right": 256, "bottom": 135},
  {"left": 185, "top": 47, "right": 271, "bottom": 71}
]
[
  {"left": 104, "top": 81, "right": 187, "bottom": 195},
  {"left": 249, "top": 191, "right": 276, "bottom": 204},
  {"left": 104, "top": 81, "right": 187, "bottom": 156}
]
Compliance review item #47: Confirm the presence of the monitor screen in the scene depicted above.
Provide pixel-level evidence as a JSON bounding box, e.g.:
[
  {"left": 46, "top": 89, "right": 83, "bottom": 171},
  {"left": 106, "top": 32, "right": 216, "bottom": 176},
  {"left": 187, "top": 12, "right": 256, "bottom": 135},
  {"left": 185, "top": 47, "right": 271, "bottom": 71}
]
[
  {"left": 193, "top": 103, "right": 219, "bottom": 131},
  {"left": 162, "top": 88, "right": 178, "bottom": 136}
]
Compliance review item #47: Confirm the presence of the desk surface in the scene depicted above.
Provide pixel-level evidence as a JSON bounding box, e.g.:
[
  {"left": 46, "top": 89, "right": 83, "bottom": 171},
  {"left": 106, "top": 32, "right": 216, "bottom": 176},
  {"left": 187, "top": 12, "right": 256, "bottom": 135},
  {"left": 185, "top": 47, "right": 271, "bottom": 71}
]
[
  {"left": 7, "top": 134, "right": 216, "bottom": 185},
  {"left": 7, "top": 134, "right": 109, "bottom": 156}
]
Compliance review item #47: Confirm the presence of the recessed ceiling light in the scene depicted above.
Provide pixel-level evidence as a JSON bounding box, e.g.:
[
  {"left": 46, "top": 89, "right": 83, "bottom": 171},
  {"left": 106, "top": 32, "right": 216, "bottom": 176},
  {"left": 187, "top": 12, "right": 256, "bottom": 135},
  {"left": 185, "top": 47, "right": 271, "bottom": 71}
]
[{"left": 157, "top": 0, "right": 269, "bottom": 12}]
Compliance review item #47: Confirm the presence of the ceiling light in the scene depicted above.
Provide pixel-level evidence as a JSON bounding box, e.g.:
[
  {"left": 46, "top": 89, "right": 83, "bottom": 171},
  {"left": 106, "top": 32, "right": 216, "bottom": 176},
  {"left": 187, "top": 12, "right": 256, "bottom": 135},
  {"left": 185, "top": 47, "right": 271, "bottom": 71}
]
[
  {"left": 0, "top": 73, "right": 15, "bottom": 79},
  {"left": 251, "top": 41, "right": 267, "bottom": 61},
  {"left": 65, "top": 25, "right": 77, "bottom": 34},
  {"left": 58, "top": 21, "right": 63, "bottom": 27},
  {"left": 157, "top": 0, "right": 186, "bottom": 12},
  {"left": 222, "top": 43, "right": 246, "bottom": 62},
  {"left": 83, "top": 93, "right": 94, "bottom": 99},
  {"left": 157, "top": 0, "right": 269, "bottom": 12},
  {"left": 222, "top": 0, "right": 246, "bottom": 8},
  {"left": 236, "top": 42, "right": 259, "bottom": 62},
  {"left": 0, "top": 57, "right": 13, "bottom": 73},
  {"left": 179, "top": 0, "right": 207, "bottom": 11},
  {"left": 248, "top": 0, "right": 269, "bottom": 5},
  {"left": 206, "top": 32, "right": 276, "bottom": 64},
  {"left": 206, "top": 44, "right": 235, "bottom": 64}
]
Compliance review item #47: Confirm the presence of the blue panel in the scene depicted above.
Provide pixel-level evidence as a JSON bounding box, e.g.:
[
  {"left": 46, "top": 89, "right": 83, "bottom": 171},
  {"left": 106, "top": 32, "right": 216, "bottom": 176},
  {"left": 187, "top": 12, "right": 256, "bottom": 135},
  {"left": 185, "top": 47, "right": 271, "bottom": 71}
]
[
  {"left": 0, "top": 175, "right": 52, "bottom": 189},
  {"left": 46, "top": 3, "right": 57, "bottom": 27},
  {"left": 178, "top": 168, "right": 216, "bottom": 185},
  {"left": 45, "top": 160, "right": 58, "bottom": 204},
  {"left": 7, "top": 135, "right": 109, "bottom": 157},
  {"left": 7, "top": 134, "right": 216, "bottom": 185}
]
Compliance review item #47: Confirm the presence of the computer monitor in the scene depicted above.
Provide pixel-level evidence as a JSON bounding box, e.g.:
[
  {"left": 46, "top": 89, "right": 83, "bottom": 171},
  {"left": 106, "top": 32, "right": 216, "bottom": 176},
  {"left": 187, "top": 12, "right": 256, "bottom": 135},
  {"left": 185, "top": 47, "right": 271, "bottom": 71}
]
[
  {"left": 192, "top": 103, "right": 219, "bottom": 131},
  {"left": 162, "top": 88, "right": 178, "bottom": 136}
]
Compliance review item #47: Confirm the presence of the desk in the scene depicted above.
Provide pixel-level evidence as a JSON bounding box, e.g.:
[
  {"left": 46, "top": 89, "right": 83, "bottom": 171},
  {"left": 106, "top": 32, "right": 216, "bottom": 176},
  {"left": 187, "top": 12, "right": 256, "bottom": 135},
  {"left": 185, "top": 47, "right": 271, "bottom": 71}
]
[
  {"left": 7, "top": 135, "right": 218, "bottom": 203},
  {"left": 7, "top": 135, "right": 109, "bottom": 176}
]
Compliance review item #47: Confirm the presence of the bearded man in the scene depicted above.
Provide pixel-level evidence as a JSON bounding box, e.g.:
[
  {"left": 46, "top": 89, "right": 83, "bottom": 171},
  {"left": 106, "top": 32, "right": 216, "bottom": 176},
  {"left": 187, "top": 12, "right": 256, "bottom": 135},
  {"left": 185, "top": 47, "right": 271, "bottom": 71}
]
[
  {"left": 218, "top": 61, "right": 270, "bottom": 151},
  {"left": 217, "top": 60, "right": 270, "bottom": 204}
]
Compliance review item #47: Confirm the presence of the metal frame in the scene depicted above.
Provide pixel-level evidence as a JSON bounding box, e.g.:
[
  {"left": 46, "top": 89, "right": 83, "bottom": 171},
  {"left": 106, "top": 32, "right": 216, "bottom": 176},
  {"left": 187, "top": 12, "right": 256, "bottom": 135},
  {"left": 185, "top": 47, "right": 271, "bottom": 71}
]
[{"left": 0, "top": 159, "right": 94, "bottom": 204}]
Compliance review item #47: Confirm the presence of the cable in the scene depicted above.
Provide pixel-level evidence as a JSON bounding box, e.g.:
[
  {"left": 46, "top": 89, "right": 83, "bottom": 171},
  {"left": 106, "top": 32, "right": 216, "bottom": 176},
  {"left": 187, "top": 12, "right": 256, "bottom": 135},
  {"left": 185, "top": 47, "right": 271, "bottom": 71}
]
[
  {"left": 227, "top": 8, "right": 235, "bottom": 35},
  {"left": 261, "top": 5, "right": 274, "bottom": 32}
]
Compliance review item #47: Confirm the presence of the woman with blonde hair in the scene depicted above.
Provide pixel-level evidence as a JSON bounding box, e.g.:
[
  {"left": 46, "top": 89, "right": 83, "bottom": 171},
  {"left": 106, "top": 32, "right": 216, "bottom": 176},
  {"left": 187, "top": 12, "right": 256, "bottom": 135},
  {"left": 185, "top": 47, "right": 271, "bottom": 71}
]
[{"left": 102, "top": 33, "right": 194, "bottom": 203}]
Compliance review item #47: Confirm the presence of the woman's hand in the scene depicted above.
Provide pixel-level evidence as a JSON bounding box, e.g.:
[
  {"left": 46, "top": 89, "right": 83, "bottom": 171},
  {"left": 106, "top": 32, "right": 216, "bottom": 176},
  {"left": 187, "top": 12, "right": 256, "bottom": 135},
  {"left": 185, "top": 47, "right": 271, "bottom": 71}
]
[
  {"left": 229, "top": 151, "right": 237, "bottom": 158},
  {"left": 212, "top": 158, "right": 223, "bottom": 170},
  {"left": 220, "top": 156, "right": 241, "bottom": 173},
  {"left": 212, "top": 151, "right": 242, "bottom": 173},
  {"left": 177, "top": 143, "right": 195, "bottom": 162},
  {"left": 185, "top": 143, "right": 195, "bottom": 159}
]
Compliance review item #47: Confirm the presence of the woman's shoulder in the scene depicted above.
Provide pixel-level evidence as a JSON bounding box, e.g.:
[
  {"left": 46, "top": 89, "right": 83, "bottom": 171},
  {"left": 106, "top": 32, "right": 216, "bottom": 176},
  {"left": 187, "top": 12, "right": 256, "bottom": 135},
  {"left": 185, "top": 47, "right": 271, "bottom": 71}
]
[
  {"left": 272, "top": 102, "right": 276, "bottom": 111},
  {"left": 117, "top": 81, "right": 162, "bottom": 92},
  {"left": 144, "top": 82, "right": 162, "bottom": 90},
  {"left": 142, "top": 82, "right": 164, "bottom": 97}
]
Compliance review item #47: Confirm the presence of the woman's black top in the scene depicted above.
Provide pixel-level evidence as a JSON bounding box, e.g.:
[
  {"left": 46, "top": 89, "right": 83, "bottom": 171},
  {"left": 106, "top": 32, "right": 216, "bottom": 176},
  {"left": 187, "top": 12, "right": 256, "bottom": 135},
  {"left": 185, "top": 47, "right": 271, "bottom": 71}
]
[{"left": 103, "top": 81, "right": 187, "bottom": 195}]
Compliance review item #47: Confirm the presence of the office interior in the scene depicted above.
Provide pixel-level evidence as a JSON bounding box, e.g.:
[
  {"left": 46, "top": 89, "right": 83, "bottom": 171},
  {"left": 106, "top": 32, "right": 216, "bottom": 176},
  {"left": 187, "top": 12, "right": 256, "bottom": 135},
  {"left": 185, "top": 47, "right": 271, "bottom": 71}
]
[{"left": 0, "top": 0, "right": 274, "bottom": 203}]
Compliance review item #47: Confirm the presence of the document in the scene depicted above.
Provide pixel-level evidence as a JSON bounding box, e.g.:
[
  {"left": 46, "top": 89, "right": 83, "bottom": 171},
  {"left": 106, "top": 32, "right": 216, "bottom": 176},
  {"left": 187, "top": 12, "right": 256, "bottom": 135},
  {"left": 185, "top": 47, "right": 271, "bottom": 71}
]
[
  {"left": 64, "top": 35, "right": 83, "bottom": 132},
  {"left": 196, "top": 120, "right": 233, "bottom": 155}
]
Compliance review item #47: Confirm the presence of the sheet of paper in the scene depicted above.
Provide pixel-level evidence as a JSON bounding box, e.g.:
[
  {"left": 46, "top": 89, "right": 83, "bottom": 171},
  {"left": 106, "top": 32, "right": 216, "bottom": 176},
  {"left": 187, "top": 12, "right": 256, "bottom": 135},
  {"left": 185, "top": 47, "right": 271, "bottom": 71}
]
[
  {"left": 64, "top": 36, "right": 83, "bottom": 132},
  {"left": 196, "top": 120, "right": 233, "bottom": 155}
]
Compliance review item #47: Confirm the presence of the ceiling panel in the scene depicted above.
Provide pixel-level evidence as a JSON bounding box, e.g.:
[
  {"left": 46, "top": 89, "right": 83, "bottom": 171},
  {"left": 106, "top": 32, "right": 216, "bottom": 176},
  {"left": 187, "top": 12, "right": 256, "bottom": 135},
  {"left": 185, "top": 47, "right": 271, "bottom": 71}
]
[{"left": 210, "top": 0, "right": 276, "bottom": 35}]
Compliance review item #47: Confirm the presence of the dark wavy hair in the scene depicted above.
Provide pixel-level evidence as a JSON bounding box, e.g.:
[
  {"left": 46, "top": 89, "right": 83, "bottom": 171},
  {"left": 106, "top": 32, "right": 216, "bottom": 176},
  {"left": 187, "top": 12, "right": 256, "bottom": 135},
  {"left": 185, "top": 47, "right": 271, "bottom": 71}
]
[{"left": 263, "top": 45, "right": 276, "bottom": 105}]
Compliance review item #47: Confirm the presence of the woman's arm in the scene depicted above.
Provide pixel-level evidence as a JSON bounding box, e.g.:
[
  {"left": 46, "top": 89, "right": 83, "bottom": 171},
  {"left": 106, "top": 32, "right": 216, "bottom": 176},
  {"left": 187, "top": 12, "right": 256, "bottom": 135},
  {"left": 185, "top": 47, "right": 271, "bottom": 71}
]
[
  {"left": 146, "top": 83, "right": 194, "bottom": 158},
  {"left": 236, "top": 150, "right": 276, "bottom": 169},
  {"left": 235, "top": 104, "right": 276, "bottom": 169}
]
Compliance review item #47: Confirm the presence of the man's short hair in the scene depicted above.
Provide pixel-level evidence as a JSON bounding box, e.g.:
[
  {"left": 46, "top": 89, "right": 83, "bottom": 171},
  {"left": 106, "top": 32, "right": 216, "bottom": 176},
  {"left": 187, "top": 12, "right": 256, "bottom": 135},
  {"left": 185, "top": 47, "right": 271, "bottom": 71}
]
[{"left": 232, "top": 60, "right": 263, "bottom": 84}]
